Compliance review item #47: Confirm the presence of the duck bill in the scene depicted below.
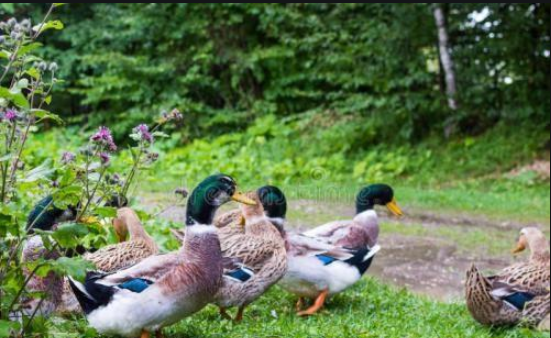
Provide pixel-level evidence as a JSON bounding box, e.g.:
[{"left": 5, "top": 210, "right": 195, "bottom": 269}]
[
  {"left": 512, "top": 241, "right": 527, "bottom": 254},
  {"left": 386, "top": 198, "right": 403, "bottom": 217},
  {"left": 231, "top": 191, "right": 257, "bottom": 205}
]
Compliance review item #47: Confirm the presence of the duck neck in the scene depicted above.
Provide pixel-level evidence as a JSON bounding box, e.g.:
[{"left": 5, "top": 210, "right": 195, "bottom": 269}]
[
  {"left": 529, "top": 236, "right": 550, "bottom": 264},
  {"left": 356, "top": 201, "right": 374, "bottom": 215},
  {"left": 186, "top": 189, "right": 219, "bottom": 226}
]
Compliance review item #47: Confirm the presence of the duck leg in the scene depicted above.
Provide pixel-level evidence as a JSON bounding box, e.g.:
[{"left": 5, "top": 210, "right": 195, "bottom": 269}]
[
  {"left": 235, "top": 305, "right": 246, "bottom": 322},
  {"left": 219, "top": 307, "right": 233, "bottom": 320},
  {"left": 296, "top": 297, "right": 305, "bottom": 312},
  {"left": 140, "top": 330, "right": 151, "bottom": 338},
  {"left": 297, "top": 290, "right": 329, "bottom": 317}
]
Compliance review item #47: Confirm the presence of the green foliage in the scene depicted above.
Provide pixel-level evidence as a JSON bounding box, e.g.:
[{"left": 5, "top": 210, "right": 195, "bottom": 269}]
[
  {"left": 10, "top": 3, "right": 544, "bottom": 140},
  {"left": 0, "top": 8, "right": 179, "bottom": 336}
]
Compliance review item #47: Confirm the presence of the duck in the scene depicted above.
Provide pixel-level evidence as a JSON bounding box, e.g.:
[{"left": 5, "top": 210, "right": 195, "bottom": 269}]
[
  {"left": 18, "top": 195, "right": 104, "bottom": 318},
  {"left": 58, "top": 208, "right": 159, "bottom": 315},
  {"left": 26, "top": 195, "right": 77, "bottom": 234},
  {"left": 216, "top": 184, "right": 402, "bottom": 316},
  {"left": 466, "top": 227, "right": 550, "bottom": 329},
  {"left": 213, "top": 191, "right": 288, "bottom": 322},
  {"left": 68, "top": 175, "right": 256, "bottom": 338},
  {"left": 262, "top": 184, "right": 402, "bottom": 316}
]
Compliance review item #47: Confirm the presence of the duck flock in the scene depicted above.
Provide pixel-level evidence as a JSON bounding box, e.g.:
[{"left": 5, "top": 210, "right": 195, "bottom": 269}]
[{"left": 20, "top": 174, "right": 550, "bottom": 337}]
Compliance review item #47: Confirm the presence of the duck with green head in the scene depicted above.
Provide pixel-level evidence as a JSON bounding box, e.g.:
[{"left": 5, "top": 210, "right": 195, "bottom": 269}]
[
  {"left": 69, "top": 174, "right": 255, "bottom": 338},
  {"left": 259, "top": 184, "right": 403, "bottom": 317}
]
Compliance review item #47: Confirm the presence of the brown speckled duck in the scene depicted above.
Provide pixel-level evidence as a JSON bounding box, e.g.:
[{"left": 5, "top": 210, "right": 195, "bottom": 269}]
[
  {"left": 466, "top": 227, "right": 550, "bottom": 329},
  {"left": 59, "top": 208, "right": 159, "bottom": 314},
  {"left": 214, "top": 192, "right": 288, "bottom": 322},
  {"left": 68, "top": 175, "right": 255, "bottom": 338}
]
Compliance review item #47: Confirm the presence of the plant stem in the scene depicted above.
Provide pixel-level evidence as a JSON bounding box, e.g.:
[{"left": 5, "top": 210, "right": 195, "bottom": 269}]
[
  {"left": 121, "top": 146, "right": 144, "bottom": 197},
  {"left": 31, "top": 4, "right": 55, "bottom": 41},
  {"left": 5, "top": 115, "right": 35, "bottom": 200},
  {"left": 0, "top": 40, "right": 22, "bottom": 84},
  {"left": 1, "top": 117, "right": 19, "bottom": 203},
  {"left": 78, "top": 166, "right": 107, "bottom": 220}
]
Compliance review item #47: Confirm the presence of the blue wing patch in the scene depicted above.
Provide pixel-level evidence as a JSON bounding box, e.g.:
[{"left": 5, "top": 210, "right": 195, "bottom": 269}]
[
  {"left": 225, "top": 267, "right": 254, "bottom": 283},
  {"left": 118, "top": 278, "right": 153, "bottom": 293},
  {"left": 316, "top": 255, "right": 338, "bottom": 266},
  {"left": 503, "top": 292, "right": 536, "bottom": 311}
]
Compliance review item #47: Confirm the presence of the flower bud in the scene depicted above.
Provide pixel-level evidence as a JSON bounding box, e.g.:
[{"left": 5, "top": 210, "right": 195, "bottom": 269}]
[{"left": 49, "top": 62, "right": 59, "bottom": 72}]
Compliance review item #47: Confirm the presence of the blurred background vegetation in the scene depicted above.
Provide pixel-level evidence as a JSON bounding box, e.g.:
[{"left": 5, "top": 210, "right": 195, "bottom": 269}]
[{"left": 1, "top": 3, "right": 549, "bottom": 194}]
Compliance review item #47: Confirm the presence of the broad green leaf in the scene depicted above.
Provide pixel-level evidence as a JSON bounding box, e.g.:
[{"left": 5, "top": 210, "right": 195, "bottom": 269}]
[
  {"left": 152, "top": 131, "right": 170, "bottom": 138},
  {"left": 33, "top": 109, "right": 65, "bottom": 125},
  {"left": 94, "top": 206, "right": 117, "bottom": 218},
  {"left": 33, "top": 20, "right": 65, "bottom": 34},
  {"left": 11, "top": 92, "right": 30, "bottom": 109},
  {"left": 0, "top": 50, "right": 10, "bottom": 59},
  {"left": 17, "top": 42, "right": 43, "bottom": 56},
  {"left": 52, "top": 223, "right": 89, "bottom": 248},
  {"left": 16, "top": 78, "right": 29, "bottom": 90},
  {"left": 53, "top": 186, "right": 82, "bottom": 208},
  {"left": 54, "top": 3, "right": 68, "bottom": 7},
  {"left": 21, "top": 160, "right": 54, "bottom": 183},
  {"left": 52, "top": 257, "right": 95, "bottom": 282},
  {"left": 0, "top": 320, "right": 19, "bottom": 338},
  {"left": 25, "top": 67, "right": 41, "bottom": 80},
  {"left": 0, "top": 87, "right": 10, "bottom": 99}
]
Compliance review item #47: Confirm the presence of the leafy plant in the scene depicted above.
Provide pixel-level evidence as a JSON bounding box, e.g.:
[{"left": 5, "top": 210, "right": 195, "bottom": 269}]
[{"left": 0, "top": 7, "right": 181, "bottom": 336}]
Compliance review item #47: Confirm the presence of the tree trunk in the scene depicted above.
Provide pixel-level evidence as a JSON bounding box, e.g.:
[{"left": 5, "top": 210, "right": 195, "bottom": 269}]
[{"left": 434, "top": 4, "right": 458, "bottom": 110}]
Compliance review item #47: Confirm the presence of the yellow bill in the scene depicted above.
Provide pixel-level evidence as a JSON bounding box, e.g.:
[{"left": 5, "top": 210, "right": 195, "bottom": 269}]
[
  {"left": 386, "top": 198, "right": 403, "bottom": 217},
  {"left": 512, "top": 235, "right": 528, "bottom": 254},
  {"left": 232, "top": 191, "right": 257, "bottom": 205},
  {"left": 512, "top": 240, "right": 527, "bottom": 254}
]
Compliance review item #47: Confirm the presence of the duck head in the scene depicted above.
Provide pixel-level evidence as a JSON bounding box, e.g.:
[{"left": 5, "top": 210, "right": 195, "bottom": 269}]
[
  {"left": 186, "top": 174, "right": 255, "bottom": 226},
  {"left": 356, "top": 184, "right": 403, "bottom": 216},
  {"left": 512, "top": 227, "right": 550, "bottom": 262},
  {"left": 257, "top": 185, "right": 287, "bottom": 234}
]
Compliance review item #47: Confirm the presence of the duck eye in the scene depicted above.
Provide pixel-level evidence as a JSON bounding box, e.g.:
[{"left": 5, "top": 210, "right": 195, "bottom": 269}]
[{"left": 220, "top": 176, "right": 234, "bottom": 185}]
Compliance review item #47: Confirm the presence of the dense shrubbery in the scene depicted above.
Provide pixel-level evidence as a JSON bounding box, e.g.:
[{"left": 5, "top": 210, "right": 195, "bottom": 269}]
[
  {"left": 1, "top": 3, "right": 548, "bottom": 141},
  {"left": 145, "top": 112, "right": 549, "bottom": 191}
]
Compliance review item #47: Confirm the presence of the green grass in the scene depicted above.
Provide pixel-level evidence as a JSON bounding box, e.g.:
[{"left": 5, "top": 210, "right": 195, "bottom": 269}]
[{"left": 51, "top": 279, "right": 548, "bottom": 338}]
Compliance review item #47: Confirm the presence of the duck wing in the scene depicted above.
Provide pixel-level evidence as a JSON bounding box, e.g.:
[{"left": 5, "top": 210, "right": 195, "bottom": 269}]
[{"left": 83, "top": 239, "right": 158, "bottom": 272}]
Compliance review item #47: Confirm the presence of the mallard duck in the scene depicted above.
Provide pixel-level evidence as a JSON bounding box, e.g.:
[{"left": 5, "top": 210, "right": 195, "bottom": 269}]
[
  {"left": 69, "top": 175, "right": 255, "bottom": 338},
  {"left": 466, "top": 227, "right": 550, "bottom": 329},
  {"left": 263, "top": 184, "right": 402, "bottom": 316},
  {"left": 58, "top": 208, "right": 159, "bottom": 314},
  {"left": 26, "top": 195, "right": 77, "bottom": 233},
  {"left": 214, "top": 192, "right": 288, "bottom": 322}
]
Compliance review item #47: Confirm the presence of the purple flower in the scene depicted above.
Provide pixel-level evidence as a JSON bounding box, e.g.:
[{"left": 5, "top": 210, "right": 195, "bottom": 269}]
[
  {"left": 52, "top": 180, "right": 60, "bottom": 188},
  {"left": 108, "top": 173, "right": 124, "bottom": 186},
  {"left": 132, "top": 124, "right": 154, "bottom": 144},
  {"left": 170, "top": 109, "right": 183, "bottom": 121},
  {"left": 145, "top": 151, "right": 159, "bottom": 164},
  {"left": 2, "top": 109, "right": 18, "bottom": 123},
  {"left": 161, "top": 109, "right": 183, "bottom": 124},
  {"left": 61, "top": 152, "right": 76, "bottom": 165},
  {"left": 99, "top": 152, "right": 111, "bottom": 166},
  {"left": 91, "top": 126, "right": 117, "bottom": 152}
]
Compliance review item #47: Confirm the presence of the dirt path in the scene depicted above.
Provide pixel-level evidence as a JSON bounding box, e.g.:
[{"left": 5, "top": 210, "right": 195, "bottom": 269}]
[{"left": 142, "top": 196, "right": 538, "bottom": 302}]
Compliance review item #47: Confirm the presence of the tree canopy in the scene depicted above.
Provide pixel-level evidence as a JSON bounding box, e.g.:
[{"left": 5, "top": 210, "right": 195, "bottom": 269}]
[{"left": 2, "top": 3, "right": 549, "bottom": 140}]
